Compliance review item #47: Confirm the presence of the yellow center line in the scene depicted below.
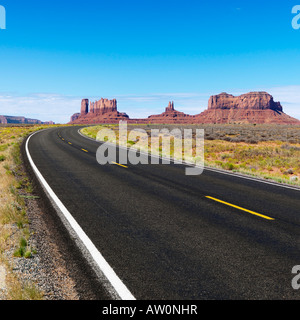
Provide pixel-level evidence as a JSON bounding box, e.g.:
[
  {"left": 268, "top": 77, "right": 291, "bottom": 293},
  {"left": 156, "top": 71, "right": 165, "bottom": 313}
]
[
  {"left": 206, "top": 196, "right": 275, "bottom": 221},
  {"left": 81, "top": 148, "right": 89, "bottom": 153},
  {"left": 111, "top": 162, "right": 128, "bottom": 169}
]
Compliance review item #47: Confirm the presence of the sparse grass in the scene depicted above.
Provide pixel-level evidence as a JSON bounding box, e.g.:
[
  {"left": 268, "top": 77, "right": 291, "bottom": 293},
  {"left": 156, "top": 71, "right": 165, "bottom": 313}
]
[
  {"left": 0, "top": 124, "right": 64, "bottom": 300},
  {"left": 13, "top": 237, "right": 33, "bottom": 259},
  {"left": 82, "top": 123, "right": 300, "bottom": 187},
  {"left": 204, "top": 139, "right": 300, "bottom": 185},
  {"left": 5, "top": 274, "right": 43, "bottom": 300}
]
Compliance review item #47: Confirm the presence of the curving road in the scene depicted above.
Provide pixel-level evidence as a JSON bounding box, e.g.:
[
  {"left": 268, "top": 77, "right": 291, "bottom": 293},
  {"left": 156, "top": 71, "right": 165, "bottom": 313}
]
[{"left": 25, "top": 126, "right": 300, "bottom": 300}]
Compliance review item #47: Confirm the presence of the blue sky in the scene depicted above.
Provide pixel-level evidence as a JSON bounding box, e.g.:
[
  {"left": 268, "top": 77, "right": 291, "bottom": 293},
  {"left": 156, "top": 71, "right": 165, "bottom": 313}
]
[{"left": 0, "top": 0, "right": 300, "bottom": 123}]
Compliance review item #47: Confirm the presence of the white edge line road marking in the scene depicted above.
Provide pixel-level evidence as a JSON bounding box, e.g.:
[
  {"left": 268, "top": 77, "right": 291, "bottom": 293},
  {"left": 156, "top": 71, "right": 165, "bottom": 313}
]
[
  {"left": 26, "top": 130, "right": 136, "bottom": 301},
  {"left": 78, "top": 128, "right": 300, "bottom": 192}
]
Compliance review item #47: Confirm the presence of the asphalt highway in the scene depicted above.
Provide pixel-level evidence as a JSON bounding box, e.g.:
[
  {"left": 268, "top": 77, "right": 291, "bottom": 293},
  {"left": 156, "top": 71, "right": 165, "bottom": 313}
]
[{"left": 26, "top": 126, "right": 300, "bottom": 300}]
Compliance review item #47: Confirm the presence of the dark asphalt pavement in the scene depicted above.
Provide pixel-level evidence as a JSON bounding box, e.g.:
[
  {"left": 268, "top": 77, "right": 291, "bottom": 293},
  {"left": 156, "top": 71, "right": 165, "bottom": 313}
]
[{"left": 26, "top": 126, "right": 300, "bottom": 300}]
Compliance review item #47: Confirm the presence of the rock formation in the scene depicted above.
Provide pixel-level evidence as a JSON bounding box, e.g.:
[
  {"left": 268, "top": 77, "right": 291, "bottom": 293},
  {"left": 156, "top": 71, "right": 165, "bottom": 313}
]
[
  {"left": 207, "top": 92, "right": 283, "bottom": 111},
  {"left": 90, "top": 98, "right": 118, "bottom": 115},
  {"left": 0, "top": 115, "right": 7, "bottom": 124},
  {"left": 70, "top": 98, "right": 129, "bottom": 124},
  {"left": 197, "top": 92, "right": 299, "bottom": 124},
  {"left": 146, "top": 101, "right": 195, "bottom": 123},
  {"left": 81, "top": 99, "right": 89, "bottom": 116},
  {"left": 0, "top": 115, "right": 55, "bottom": 125},
  {"left": 69, "top": 92, "right": 300, "bottom": 125},
  {"left": 43, "top": 121, "right": 56, "bottom": 125},
  {"left": 166, "top": 101, "right": 175, "bottom": 112},
  {"left": 70, "top": 113, "right": 80, "bottom": 122}
]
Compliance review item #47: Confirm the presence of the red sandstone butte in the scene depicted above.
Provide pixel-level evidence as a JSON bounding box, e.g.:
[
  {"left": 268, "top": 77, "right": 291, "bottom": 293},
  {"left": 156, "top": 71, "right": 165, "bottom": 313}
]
[
  {"left": 145, "top": 101, "right": 196, "bottom": 124},
  {"left": 69, "top": 92, "right": 300, "bottom": 125},
  {"left": 81, "top": 99, "right": 89, "bottom": 116},
  {"left": 70, "top": 113, "right": 80, "bottom": 122},
  {"left": 70, "top": 98, "right": 129, "bottom": 124},
  {"left": 0, "top": 115, "right": 55, "bottom": 125},
  {"left": 196, "top": 92, "right": 300, "bottom": 124}
]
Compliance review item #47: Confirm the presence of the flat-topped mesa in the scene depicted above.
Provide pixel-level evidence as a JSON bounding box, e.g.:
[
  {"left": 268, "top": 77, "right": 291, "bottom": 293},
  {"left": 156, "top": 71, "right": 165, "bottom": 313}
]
[
  {"left": 197, "top": 91, "right": 300, "bottom": 124},
  {"left": 208, "top": 92, "right": 283, "bottom": 112},
  {"left": 90, "top": 98, "right": 118, "bottom": 115},
  {"left": 0, "top": 115, "right": 53, "bottom": 124},
  {"left": 70, "top": 98, "right": 129, "bottom": 124},
  {"left": 69, "top": 93, "right": 300, "bottom": 125}
]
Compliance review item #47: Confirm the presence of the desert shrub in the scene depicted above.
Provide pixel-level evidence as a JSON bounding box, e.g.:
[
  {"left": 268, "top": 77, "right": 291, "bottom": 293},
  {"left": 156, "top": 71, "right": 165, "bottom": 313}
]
[{"left": 223, "top": 162, "right": 235, "bottom": 170}]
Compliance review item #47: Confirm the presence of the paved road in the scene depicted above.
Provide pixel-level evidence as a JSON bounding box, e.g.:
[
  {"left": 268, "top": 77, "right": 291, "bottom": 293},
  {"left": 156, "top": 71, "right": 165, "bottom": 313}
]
[{"left": 26, "top": 126, "right": 300, "bottom": 300}]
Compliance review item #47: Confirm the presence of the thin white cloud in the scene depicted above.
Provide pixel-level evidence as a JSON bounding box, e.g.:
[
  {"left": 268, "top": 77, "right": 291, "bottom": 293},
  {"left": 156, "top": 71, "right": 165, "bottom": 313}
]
[
  {"left": 225, "top": 86, "right": 300, "bottom": 120},
  {"left": 115, "top": 92, "right": 209, "bottom": 118},
  {"left": 263, "top": 86, "right": 300, "bottom": 119},
  {"left": 0, "top": 87, "right": 299, "bottom": 123},
  {"left": 0, "top": 93, "right": 81, "bottom": 123}
]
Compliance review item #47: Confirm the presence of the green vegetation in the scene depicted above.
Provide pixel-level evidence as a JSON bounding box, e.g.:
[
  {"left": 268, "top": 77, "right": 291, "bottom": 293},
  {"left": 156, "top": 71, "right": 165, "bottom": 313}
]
[
  {"left": 81, "top": 123, "right": 300, "bottom": 187},
  {"left": 13, "top": 237, "right": 33, "bottom": 259},
  {"left": 0, "top": 124, "right": 65, "bottom": 300},
  {"left": 204, "top": 140, "right": 300, "bottom": 185}
]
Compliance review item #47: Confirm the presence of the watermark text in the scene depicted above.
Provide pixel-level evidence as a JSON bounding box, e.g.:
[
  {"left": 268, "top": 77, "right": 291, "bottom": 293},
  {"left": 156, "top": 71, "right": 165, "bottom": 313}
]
[
  {"left": 0, "top": 5, "right": 6, "bottom": 30},
  {"left": 95, "top": 122, "right": 204, "bottom": 176},
  {"left": 292, "top": 265, "right": 300, "bottom": 289},
  {"left": 292, "top": 5, "right": 300, "bottom": 29}
]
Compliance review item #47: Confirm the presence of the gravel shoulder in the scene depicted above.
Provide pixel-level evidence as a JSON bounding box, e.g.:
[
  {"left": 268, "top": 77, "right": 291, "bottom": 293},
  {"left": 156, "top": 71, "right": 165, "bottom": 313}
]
[
  {"left": 1, "top": 194, "right": 80, "bottom": 300},
  {"left": 0, "top": 133, "right": 111, "bottom": 300}
]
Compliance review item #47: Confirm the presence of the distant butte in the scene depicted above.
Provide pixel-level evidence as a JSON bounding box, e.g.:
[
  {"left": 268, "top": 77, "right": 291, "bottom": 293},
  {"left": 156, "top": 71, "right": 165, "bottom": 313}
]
[
  {"left": 0, "top": 115, "right": 55, "bottom": 125},
  {"left": 70, "top": 98, "right": 129, "bottom": 124},
  {"left": 197, "top": 92, "right": 300, "bottom": 124},
  {"left": 146, "top": 101, "right": 195, "bottom": 123},
  {"left": 69, "top": 92, "right": 300, "bottom": 125}
]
